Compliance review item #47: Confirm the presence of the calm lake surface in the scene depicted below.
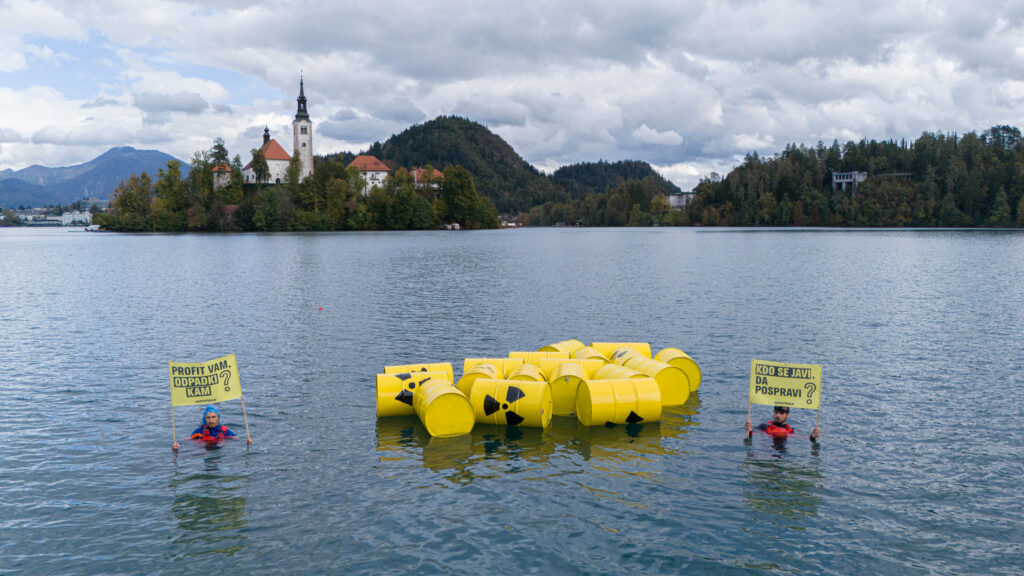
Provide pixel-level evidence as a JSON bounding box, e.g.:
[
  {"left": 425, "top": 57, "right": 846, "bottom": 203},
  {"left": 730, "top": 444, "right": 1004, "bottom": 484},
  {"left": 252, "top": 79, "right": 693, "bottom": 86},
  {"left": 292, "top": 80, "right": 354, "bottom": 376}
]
[{"left": 1, "top": 226, "right": 1022, "bottom": 574}]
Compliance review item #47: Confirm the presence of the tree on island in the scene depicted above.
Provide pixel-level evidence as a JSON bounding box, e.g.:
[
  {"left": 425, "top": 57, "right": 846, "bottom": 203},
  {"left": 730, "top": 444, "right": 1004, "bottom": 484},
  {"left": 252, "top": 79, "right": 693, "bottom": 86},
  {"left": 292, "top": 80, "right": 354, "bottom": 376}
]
[
  {"left": 1, "top": 208, "right": 21, "bottom": 226},
  {"left": 103, "top": 138, "right": 497, "bottom": 232}
]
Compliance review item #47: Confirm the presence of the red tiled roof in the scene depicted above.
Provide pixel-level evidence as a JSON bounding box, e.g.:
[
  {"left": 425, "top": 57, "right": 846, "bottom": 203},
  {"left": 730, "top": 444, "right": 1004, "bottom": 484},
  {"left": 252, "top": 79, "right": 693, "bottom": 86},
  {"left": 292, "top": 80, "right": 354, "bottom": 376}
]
[
  {"left": 243, "top": 139, "right": 292, "bottom": 170},
  {"left": 348, "top": 155, "right": 390, "bottom": 172},
  {"left": 261, "top": 139, "right": 291, "bottom": 161},
  {"left": 212, "top": 164, "right": 232, "bottom": 172},
  {"left": 412, "top": 167, "right": 444, "bottom": 182}
]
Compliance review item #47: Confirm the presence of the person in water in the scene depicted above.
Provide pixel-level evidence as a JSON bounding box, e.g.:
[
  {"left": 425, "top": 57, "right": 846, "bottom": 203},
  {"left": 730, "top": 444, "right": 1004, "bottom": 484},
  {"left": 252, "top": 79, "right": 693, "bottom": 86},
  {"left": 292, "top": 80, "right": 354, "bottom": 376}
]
[
  {"left": 745, "top": 405, "right": 820, "bottom": 441},
  {"left": 172, "top": 405, "right": 251, "bottom": 450}
]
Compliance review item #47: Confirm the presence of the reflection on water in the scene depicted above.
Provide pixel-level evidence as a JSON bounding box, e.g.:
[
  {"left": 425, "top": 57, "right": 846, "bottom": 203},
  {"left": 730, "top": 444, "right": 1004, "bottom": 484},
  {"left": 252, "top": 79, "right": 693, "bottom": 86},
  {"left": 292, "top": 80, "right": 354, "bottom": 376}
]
[
  {"left": 6, "top": 228, "right": 1022, "bottom": 573},
  {"left": 170, "top": 453, "right": 249, "bottom": 559},
  {"left": 742, "top": 438, "right": 822, "bottom": 521},
  {"left": 375, "top": 393, "right": 703, "bottom": 486}
]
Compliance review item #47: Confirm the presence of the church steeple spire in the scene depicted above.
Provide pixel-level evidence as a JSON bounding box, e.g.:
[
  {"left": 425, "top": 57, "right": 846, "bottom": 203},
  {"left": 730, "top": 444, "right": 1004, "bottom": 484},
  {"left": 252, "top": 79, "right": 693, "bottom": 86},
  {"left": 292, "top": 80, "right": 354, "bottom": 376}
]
[{"left": 295, "top": 75, "right": 309, "bottom": 121}]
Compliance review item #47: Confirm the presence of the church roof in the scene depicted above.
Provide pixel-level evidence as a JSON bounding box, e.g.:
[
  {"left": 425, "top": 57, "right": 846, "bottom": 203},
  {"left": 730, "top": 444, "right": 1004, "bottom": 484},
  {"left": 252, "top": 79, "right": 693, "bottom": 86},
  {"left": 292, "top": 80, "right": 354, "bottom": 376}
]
[
  {"left": 348, "top": 155, "right": 390, "bottom": 172},
  {"left": 212, "top": 164, "right": 232, "bottom": 172},
  {"left": 261, "top": 139, "right": 292, "bottom": 161},
  {"left": 243, "top": 139, "right": 291, "bottom": 170}
]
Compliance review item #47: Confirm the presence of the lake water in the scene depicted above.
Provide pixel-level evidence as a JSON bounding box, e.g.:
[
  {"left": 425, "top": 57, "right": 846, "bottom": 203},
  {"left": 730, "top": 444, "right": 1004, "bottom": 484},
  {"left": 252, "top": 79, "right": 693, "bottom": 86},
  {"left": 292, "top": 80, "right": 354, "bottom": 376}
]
[{"left": 1, "top": 226, "right": 1022, "bottom": 574}]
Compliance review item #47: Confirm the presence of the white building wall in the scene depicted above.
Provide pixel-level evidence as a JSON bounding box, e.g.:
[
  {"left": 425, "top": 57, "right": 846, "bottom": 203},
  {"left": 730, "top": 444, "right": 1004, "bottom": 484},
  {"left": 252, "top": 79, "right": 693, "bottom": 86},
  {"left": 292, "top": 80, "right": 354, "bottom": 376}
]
[
  {"left": 358, "top": 170, "right": 389, "bottom": 195},
  {"left": 243, "top": 159, "right": 291, "bottom": 184},
  {"left": 293, "top": 120, "right": 313, "bottom": 181}
]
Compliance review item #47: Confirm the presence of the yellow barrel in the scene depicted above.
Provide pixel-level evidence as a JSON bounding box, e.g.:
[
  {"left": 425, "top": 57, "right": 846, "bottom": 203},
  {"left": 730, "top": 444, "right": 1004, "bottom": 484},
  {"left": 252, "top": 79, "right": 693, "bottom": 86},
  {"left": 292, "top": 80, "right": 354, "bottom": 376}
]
[
  {"left": 623, "top": 356, "right": 690, "bottom": 406},
  {"left": 507, "top": 362, "right": 546, "bottom": 382},
  {"left": 376, "top": 371, "right": 451, "bottom": 417},
  {"left": 593, "top": 363, "right": 646, "bottom": 380},
  {"left": 548, "top": 362, "right": 587, "bottom": 416},
  {"left": 654, "top": 348, "right": 702, "bottom": 391},
  {"left": 538, "top": 358, "right": 605, "bottom": 380},
  {"left": 456, "top": 362, "right": 500, "bottom": 395},
  {"left": 538, "top": 339, "right": 586, "bottom": 355},
  {"left": 590, "top": 342, "right": 652, "bottom": 359},
  {"left": 573, "top": 346, "right": 608, "bottom": 362},
  {"left": 470, "top": 378, "right": 552, "bottom": 428},
  {"left": 509, "top": 351, "right": 570, "bottom": 365},
  {"left": 384, "top": 362, "right": 454, "bottom": 382},
  {"left": 609, "top": 346, "right": 643, "bottom": 365},
  {"left": 576, "top": 377, "right": 661, "bottom": 426},
  {"left": 412, "top": 378, "right": 474, "bottom": 437},
  {"left": 463, "top": 357, "right": 524, "bottom": 376}
]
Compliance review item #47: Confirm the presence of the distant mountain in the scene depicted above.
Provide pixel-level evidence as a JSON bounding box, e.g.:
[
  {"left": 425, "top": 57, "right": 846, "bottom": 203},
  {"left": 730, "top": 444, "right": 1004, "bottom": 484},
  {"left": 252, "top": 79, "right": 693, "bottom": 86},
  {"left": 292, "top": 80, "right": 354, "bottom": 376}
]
[
  {"left": 0, "top": 146, "right": 186, "bottom": 208},
  {"left": 0, "top": 178, "right": 48, "bottom": 209},
  {"left": 551, "top": 160, "right": 682, "bottom": 199},
  {"left": 366, "top": 116, "right": 565, "bottom": 213}
]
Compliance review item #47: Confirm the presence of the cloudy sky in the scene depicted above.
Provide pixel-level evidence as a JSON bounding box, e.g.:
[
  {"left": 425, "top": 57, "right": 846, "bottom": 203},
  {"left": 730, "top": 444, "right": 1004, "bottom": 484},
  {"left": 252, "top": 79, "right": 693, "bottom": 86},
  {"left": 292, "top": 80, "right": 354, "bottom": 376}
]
[{"left": 1, "top": 1, "right": 1023, "bottom": 190}]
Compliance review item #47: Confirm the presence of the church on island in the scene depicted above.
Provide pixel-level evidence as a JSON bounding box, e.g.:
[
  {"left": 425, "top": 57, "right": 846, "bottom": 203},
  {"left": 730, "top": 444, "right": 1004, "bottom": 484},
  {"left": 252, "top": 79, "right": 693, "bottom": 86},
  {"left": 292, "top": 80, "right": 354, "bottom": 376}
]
[
  {"left": 240, "top": 78, "right": 314, "bottom": 185},
  {"left": 226, "top": 78, "right": 443, "bottom": 194}
]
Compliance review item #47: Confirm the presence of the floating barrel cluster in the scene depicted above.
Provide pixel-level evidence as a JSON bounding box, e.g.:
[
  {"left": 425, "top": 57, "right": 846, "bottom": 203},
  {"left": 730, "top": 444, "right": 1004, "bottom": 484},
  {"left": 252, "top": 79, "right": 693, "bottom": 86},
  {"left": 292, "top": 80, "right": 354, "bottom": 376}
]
[{"left": 375, "top": 340, "right": 702, "bottom": 437}]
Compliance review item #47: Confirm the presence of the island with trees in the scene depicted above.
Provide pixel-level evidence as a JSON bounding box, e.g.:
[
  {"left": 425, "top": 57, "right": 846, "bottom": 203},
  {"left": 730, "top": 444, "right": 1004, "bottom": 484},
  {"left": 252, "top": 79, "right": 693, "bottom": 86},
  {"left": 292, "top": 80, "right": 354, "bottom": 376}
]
[{"left": 86, "top": 120, "right": 1024, "bottom": 231}]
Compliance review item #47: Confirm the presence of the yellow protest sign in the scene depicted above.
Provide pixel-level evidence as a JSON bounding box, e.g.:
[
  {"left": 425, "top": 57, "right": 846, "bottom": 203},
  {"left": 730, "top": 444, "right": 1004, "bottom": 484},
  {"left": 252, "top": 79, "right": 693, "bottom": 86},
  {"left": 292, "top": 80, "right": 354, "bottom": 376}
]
[
  {"left": 749, "top": 359, "right": 821, "bottom": 409},
  {"left": 169, "top": 354, "right": 242, "bottom": 407}
]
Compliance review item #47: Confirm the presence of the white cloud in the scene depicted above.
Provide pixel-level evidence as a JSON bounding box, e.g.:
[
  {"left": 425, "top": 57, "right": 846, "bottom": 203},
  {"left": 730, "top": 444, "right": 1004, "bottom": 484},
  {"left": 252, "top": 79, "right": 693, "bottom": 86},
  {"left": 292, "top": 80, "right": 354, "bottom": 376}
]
[
  {"left": 2, "top": 1, "right": 1024, "bottom": 192},
  {"left": 633, "top": 124, "right": 683, "bottom": 146},
  {"left": 133, "top": 91, "right": 209, "bottom": 115},
  {"left": 0, "top": 35, "right": 28, "bottom": 72}
]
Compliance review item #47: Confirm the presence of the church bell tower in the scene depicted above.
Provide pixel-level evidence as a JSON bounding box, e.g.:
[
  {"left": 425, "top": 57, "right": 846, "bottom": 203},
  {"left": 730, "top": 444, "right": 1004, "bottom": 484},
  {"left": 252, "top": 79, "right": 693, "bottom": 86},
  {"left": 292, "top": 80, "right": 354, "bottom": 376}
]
[{"left": 292, "top": 76, "right": 314, "bottom": 181}]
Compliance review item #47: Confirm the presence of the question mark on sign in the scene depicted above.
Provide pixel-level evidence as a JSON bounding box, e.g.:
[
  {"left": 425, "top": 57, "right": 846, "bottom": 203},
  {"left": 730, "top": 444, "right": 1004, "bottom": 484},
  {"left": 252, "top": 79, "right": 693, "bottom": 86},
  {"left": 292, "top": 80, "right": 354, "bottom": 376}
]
[
  {"left": 804, "top": 382, "right": 817, "bottom": 405},
  {"left": 220, "top": 370, "right": 232, "bottom": 392}
]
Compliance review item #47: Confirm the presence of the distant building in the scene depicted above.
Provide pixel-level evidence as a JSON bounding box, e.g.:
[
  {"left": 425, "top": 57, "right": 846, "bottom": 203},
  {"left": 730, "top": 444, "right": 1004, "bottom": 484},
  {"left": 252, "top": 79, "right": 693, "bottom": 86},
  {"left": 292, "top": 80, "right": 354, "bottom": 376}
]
[
  {"left": 242, "top": 78, "right": 314, "bottom": 184},
  {"left": 348, "top": 155, "right": 391, "bottom": 195},
  {"left": 832, "top": 171, "right": 867, "bottom": 196},
  {"left": 212, "top": 164, "right": 232, "bottom": 189},
  {"left": 668, "top": 192, "right": 696, "bottom": 210},
  {"left": 82, "top": 197, "right": 109, "bottom": 211},
  {"left": 410, "top": 167, "right": 444, "bottom": 191},
  {"left": 243, "top": 129, "right": 291, "bottom": 184},
  {"left": 61, "top": 210, "right": 92, "bottom": 226},
  {"left": 292, "top": 78, "right": 314, "bottom": 182}
]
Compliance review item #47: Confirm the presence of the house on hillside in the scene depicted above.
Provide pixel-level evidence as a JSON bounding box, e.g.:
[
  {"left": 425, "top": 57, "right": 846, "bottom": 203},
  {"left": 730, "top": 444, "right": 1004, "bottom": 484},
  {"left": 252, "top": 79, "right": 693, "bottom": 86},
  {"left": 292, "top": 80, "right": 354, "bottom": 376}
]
[
  {"left": 668, "top": 192, "right": 695, "bottom": 210},
  {"left": 348, "top": 155, "right": 391, "bottom": 195},
  {"left": 411, "top": 167, "right": 444, "bottom": 191}
]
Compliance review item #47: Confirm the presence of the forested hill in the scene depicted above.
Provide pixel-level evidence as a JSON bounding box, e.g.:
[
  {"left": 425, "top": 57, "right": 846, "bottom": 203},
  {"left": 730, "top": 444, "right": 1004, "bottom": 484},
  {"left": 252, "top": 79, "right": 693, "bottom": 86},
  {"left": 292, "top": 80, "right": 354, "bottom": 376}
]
[
  {"left": 366, "top": 116, "right": 563, "bottom": 213},
  {"left": 552, "top": 160, "right": 681, "bottom": 199},
  {"left": 685, "top": 125, "right": 1024, "bottom": 227}
]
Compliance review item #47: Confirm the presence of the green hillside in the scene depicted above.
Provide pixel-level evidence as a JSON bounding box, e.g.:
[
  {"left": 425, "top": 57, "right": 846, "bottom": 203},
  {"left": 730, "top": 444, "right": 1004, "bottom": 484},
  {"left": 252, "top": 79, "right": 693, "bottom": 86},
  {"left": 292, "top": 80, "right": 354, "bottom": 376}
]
[
  {"left": 552, "top": 160, "right": 681, "bottom": 199},
  {"left": 685, "top": 125, "right": 1024, "bottom": 227},
  {"left": 366, "top": 116, "right": 565, "bottom": 213}
]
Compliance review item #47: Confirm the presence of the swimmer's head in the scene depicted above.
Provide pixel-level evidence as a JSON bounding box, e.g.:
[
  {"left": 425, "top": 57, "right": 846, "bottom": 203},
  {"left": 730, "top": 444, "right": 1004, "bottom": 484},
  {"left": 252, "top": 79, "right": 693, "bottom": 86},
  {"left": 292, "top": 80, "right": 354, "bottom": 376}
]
[
  {"left": 203, "top": 405, "right": 221, "bottom": 428},
  {"left": 773, "top": 405, "right": 789, "bottom": 423}
]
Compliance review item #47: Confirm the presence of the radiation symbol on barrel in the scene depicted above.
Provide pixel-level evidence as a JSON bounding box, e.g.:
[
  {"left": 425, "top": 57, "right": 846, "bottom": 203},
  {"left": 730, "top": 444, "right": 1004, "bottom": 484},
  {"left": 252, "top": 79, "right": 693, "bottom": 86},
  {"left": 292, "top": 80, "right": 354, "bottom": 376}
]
[
  {"left": 607, "top": 411, "right": 645, "bottom": 426},
  {"left": 393, "top": 371, "right": 432, "bottom": 406},
  {"left": 483, "top": 385, "right": 527, "bottom": 426}
]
